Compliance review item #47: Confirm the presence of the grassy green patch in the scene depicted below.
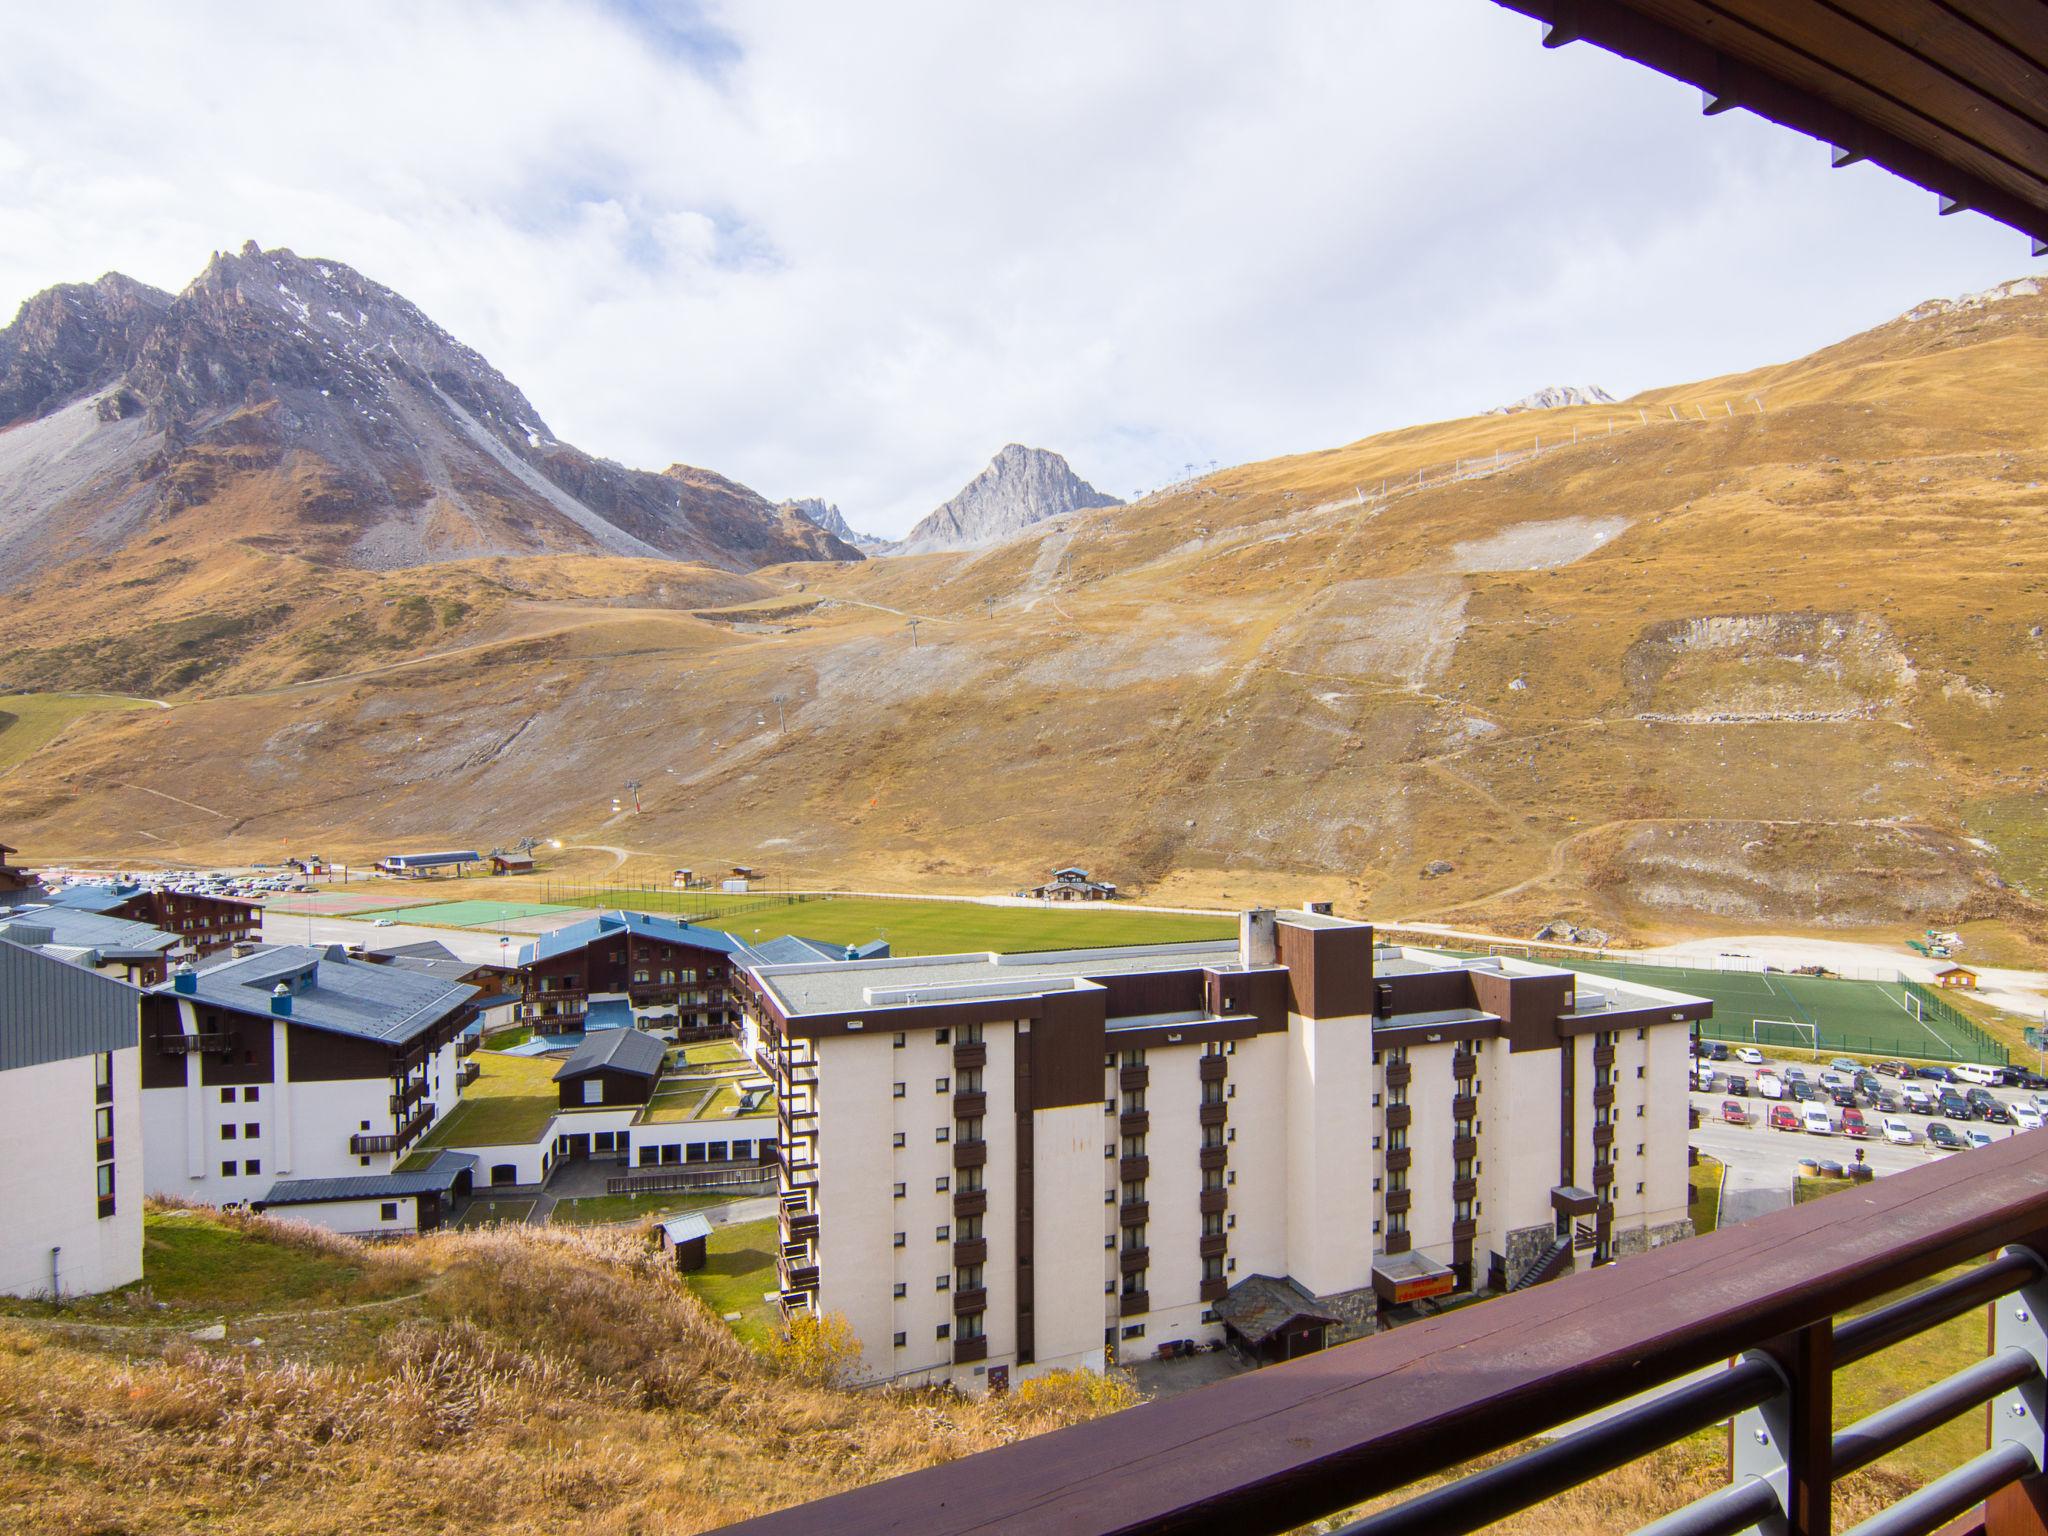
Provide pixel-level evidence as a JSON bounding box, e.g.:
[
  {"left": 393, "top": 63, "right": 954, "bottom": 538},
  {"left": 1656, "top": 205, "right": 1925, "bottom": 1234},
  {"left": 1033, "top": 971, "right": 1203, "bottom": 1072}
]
[
  {"left": 637, "top": 1087, "right": 713, "bottom": 1125},
  {"left": 1689, "top": 1156, "right": 1722, "bottom": 1236},
  {"left": 135, "top": 1208, "right": 411, "bottom": 1313},
  {"left": 550, "top": 1191, "right": 737, "bottom": 1227},
  {"left": 684, "top": 1216, "right": 779, "bottom": 1349},
  {"left": 0, "top": 692, "right": 158, "bottom": 772},
  {"left": 482, "top": 1025, "right": 533, "bottom": 1050},
  {"left": 413, "top": 1051, "right": 560, "bottom": 1148},
  {"left": 455, "top": 1199, "right": 534, "bottom": 1228},
  {"left": 695, "top": 896, "right": 1233, "bottom": 957},
  {"left": 683, "top": 1040, "right": 747, "bottom": 1067},
  {"left": 1964, "top": 794, "right": 2048, "bottom": 904}
]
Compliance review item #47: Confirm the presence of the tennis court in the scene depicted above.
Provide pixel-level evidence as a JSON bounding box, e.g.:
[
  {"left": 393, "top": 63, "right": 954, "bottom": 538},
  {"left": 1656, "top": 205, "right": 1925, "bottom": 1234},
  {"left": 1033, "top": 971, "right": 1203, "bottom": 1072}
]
[
  {"left": 339, "top": 898, "right": 578, "bottom": 927},
  {"left": 1561, "top": 958, "right": 2006, "bottom": 1064}
]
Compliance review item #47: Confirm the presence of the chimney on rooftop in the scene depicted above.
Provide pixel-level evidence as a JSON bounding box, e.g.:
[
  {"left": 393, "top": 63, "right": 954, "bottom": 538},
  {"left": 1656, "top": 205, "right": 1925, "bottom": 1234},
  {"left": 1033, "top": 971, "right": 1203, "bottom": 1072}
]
[
  {"left": 1239, "top": 909, "right": 1277, "bottom": 968},
  {"left": 172, "top": 961, "right": 198, "bottom": 996},
  {"left": 270, "top": 981, "right": 292, "bottom": 1017}
]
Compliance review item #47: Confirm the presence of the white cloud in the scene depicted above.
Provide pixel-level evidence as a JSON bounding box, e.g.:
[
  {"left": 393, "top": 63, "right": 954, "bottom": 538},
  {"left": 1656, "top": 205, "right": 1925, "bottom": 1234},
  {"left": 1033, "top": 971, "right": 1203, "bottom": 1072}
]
[{"left": 0, "top": 0, "right": 2031, "bottom": 535}]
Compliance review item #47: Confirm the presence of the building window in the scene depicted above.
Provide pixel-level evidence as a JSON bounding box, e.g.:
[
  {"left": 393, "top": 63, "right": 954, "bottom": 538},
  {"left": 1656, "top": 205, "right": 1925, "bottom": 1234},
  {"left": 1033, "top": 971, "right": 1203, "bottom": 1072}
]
[
  {"left": 936, "top": 1276, "right": 950, "bottom": 1291},
  {"left": 221, "top": 1161, "right": 237, "bottom": 1178},
  {"left": 220, "top": 1087, "right": 235, "bottom": 1104},
  {"left": 893, "top": 1283, "right": 907, "bottom": 1298},
  {"left": 245, "top": 1086, "right": 259, "bottom": 1102},
  {"left": 893, "top": 1034, "right": 906, "bottom": 1049},
  {"left": 1121, "top": 1324, "right": 1145, "bottom": 1341},
  {"left": 958, "top": 1311, "right": 985, "bottom": 1342},
  {"left": 893, "top": 1332, "right": 907, "bottom": 1348},
  {"left": 936, "top": 1324, "right": 951, "bottom": 1340},
  {"left": 244, "top": 1123, "right": 260, "bottom": 1139},
  {"left": 935, "top": 1077, "right": 950, "bottom": 1094},
  {"left": 244, "top": 1159, "right": 261, "bottom": 1176},
  {"left": 892, "top": 1132, "right": 906, "bottom": 1148},
  {"left": 935, "top": 1028, "right": 950, "bottom": 1045},
  {"left": 935, "top": 1127, "right": 950, "bottom": 1143},
  {"left": 893, "top": 1083, "right": 906, "bottom": 1098},
  {"left": 96, "top": 1162, "right": 115, "bottom": 1219},
  {"left": 381, "top": 1202, "right": 399, "bottom": 1221},
  {"left": 894, "top": 1183, "right": 907, "bottom": 1199},
  {"left": 936, "top": 1225, "right": 950, "bottom": 1242},
  {"left": 936, "top": 1176, "right": 950, "bottom": 1192},
  {"left": 95, "top": 1052, "right": 113, "bottom": 1105},
  {"left": 893, "top": 1232, "right": 906, "bottom": 1248},
  {"left": 220, "top": 1124, "right": 236, "bottom": 1140}
]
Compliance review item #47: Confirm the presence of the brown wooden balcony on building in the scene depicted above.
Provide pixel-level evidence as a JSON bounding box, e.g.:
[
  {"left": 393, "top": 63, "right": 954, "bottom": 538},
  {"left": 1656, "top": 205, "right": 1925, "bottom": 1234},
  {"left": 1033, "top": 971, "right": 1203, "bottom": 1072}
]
[
  {"left": 1386, "top": 1146, "right": 1412, "bottom": 1174},
  {"left": 1119, "top": 1200, "right": 1149, "bottom": 1228},
  {"left": 1117, "top": 1290, "right": 1149, "bottom": 1318},
  {"left": 349, "top": 1131, "right": 401, "bottom": 1155},
  {"left": 953, "top": 1091, "right": 988, "bottom": 1120},
  {"left": 1450, "top": 1216, "right": 1478, "bottom": 1243},
  {"left": 1198, "top": 1102, "right": 1227, "bottom": 1128},
  {"left": 1383, "top": 1228, "right": 1411, "bottom": 1255},
  {"left": 1198, "top": 1276, "right": 1228, "bottom": 1303},
  {"left": 1198, "top": 1188, "right": 1227, "bottom": 1216},
  {"left": 159, "top": 1031, "right": 233, "bottom": 1055},
  {"left": 1451, "top": 1176, "right": 1478, "bottom": 1203},
  {"left": 786, "top": 1210, "right": 819, "bottom": 1242},
  {"left": 1119, "top": 1066, "right": 1150, "bottom": 1093},
  {"left": 1451, "top": 1094, "right": 1477, "bottom": 1122},
  {"left": 953, "top": 1139, "right": 988, "bottom": 1170},
  {"left": 1451, "top": 1135, "right": 1478, "bottom": 1162},
  {"left": 1451, "top": 1053, "right": 1477, "bottom": 1080},
  {"left": 954, "top": 1238, "right": 988, "bottom": 1267},
  {"left": 1385, "top": 1188, "right": 1411, "bottom": 1215},
  {"left": 1197, "top": 1146, "right": 1227, "bottom": 1172},
  {"left": 1120, "top": 1155, "right": 1150, "bottom": 1182},
  {"left": 953, "top": 1189, "right": 988, "bottom": 1219},
  {"left": 952, "top": 1287, "right": 988, "bottom": 1315},
  {"left": 1385, "top": 1060, "right": 1413, "bottom": 1090},
  {"left": 1198, "top": 1233, "right": 1228, "bottom": 1259},
  {"left": 1592, "top": 1161, "right": 1614, "bottom": 1189},
  {"left": 1386, "top": 1103, "right": 1412, "bottom": 1132},
  {"left": 1197, "top": 1056, "right": 1227, "bottom": 1083},
  {"left": 1592, "top": 1123, "right": 1616, "bottom": 1150},
  {"left": 1592, "top": 1084, "right": 1616, "bottom": 1110},
  {"left": 1119, "top": 1246, "right": 1150, "bottom": 1275},
  {"left": 952, "top": 1335, "right": 988, "bottom": 1365},
  {"left": 783, "top": 1264, "right": 821, "bottom": 1293},
  {"left": 1592, "top": 1042, "right": 1616, "bottom": 1069},
  {"left": 1119, "top": 1110, "right": 1151, "bottom": 1137},
  {"left": 953, "top": 1041, "right": 986, "bottom": 1071},
  {"left": 456, "top": 1060, "right": 480, "bottom": 1087}
]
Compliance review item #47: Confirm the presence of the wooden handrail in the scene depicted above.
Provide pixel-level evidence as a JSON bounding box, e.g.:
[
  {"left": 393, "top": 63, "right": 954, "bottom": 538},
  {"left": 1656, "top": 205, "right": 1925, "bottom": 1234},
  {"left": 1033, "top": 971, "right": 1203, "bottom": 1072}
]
[{"left": 716, "top": 1131, "right": 2048, "bottom": 1535}]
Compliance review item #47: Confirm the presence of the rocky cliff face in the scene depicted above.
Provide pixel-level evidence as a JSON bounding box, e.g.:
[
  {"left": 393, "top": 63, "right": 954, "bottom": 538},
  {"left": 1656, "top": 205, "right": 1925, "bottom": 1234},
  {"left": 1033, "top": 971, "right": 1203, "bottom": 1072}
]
[
  {"left": 1488, "top": 385, "right": 1618, "bottom": 414},
  {"left": 889, "top": 444, "right": 1121, "bottom": 555},
  {"left": 780, "top": 496, "right": 885, "bottom": 551},
  {"left": 0, "top": 242, "right": 859, "bottom": 586}
]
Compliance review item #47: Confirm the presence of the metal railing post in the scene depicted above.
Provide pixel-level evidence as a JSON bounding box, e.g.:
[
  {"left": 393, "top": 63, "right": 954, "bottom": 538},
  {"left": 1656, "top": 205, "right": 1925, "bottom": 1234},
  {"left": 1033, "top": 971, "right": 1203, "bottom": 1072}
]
[
  {"left": 1987, "top": 1248, "right": 2048, "bottom": 1535},
  {"left": 1734, "top": 1325, "right": 1831, "bottom": 1536}
]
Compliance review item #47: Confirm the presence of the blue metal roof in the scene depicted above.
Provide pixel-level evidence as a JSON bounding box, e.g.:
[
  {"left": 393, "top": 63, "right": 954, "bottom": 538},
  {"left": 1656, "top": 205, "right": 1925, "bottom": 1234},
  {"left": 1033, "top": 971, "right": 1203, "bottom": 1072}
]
[
  {"left": 659, "top": 1213, "right": 712, "bottom": 1244},
  {"left": 255, "top": 1150, "right": 477, "bottom": 1208},
  {"left": 583, "top": 996, "right": 635, "bottom": 1030},
  {"left": 746, "top": 934, "right": 891, "bottom": 965},
  {"left": 0, "top": 904, "right": 179, "bottom": 958},
  {"left": 0, "top": 939, "right": 140, "bottom": 1071},
  {"left": 147, "top": 944, "right": 477, "bottom": 1045},
  {"left": 378, "top": 851, "right": 482, "bottom": 869},
  {"left": 553, "top": 1026, "right": 667, "bottom": 1080},
  {"left": 44, "top": 884, "right": 137, "bottom": 913},
  {"left": 517, "top": 909, "right": 753, "bottom": 966}
]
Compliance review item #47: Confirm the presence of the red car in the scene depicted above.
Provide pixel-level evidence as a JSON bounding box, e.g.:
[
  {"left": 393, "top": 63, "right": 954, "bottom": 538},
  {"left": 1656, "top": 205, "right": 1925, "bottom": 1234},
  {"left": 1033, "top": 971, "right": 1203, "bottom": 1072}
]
[
  {"left": 1841, "top": 1108, "right": 1874, "bottom": 1139},
  {"left": 1770, "top": 1105, "right": 1802, "bottom": 1132},
  {"left": 1719, "top": 1099, "right": 1750, "bottom": 1126}
]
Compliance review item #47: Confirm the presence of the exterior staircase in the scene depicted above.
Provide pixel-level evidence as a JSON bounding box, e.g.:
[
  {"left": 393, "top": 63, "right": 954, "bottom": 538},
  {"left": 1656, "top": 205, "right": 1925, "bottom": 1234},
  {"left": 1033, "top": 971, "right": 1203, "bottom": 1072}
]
[{"left": 1511, "top": 1236, "right": 1573, "bottom": 1291}]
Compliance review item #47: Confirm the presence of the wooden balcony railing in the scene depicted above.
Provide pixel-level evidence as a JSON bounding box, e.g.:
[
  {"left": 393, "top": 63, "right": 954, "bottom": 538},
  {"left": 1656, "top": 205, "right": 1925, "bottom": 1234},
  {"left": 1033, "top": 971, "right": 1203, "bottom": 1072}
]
[
  {"left": 1198, "top": 1102, "right": 1228, "bottom": 1128},
  {"left": 953, "top": 1189, "right": 988, "bottom": 1219},
  {"left": 953, "top": 1139, "right": 988, "bottom": 1170},
  {"left": 1119, "top": 1110, "right": 1151, "bottom": 1138},
  {"left": 1197, "top": 1056, "right": 1227, "bottom": 1083},
  {"left": 953, "top": 1041, "right": 987, "bottom": 1071},
  {"left": 714, "top": 1129, "right": 2048, "bottom": 1536},
  {"left": 1119, "top": 1066, "right": 1150, "bottom": 1093}
]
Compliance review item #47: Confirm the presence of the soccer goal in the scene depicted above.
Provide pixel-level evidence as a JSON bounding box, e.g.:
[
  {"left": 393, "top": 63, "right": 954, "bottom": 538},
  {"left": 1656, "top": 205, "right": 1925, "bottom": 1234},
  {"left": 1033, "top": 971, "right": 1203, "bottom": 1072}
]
[{"left": 1748, "top": 1018, "right": 1820, "bottom": 1053}]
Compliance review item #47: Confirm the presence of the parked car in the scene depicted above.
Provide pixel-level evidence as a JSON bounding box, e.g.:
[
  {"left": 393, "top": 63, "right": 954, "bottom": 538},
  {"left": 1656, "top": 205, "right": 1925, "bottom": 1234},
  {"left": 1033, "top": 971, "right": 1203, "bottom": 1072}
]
[
  {"left": 1706, "top": 1042, "right": 1730, "bottom": 1062},
  {"left": 1829, "top": 1058, "right": 1862, "bottom": 1075},
  {"left": 1841, "top": 1107, "right": 1872, "bottom": 1139},
  {"left": 2013, "top": 1102, "right": 2044, "bottom": 1131},
  {"left": 1770, "top": 1105, "right": 1803, "bottom": 1132},
  {"left": 1978, "top": 1098, "right": 2014, "bottom": 1126},
  {"left": 1694, "top": 1066, "right": 1720, "bottom": 1092},
  {"left": 1828, "top": 1085, "right": 1858, "bottom": 1109},
  {"left": 1727, "top": 1074, "right": 1749, "bottom": 1097},
  {"left": 1917, "top": 1065, "right": 1956, "bottom": 1083},
  {"left": 1939, "top": 1091, "right": 1972, "bottom": 1120},
  {"left": 1881, "top": 1117, "right": 1916, "bottom": 1145},
  {"left": 1803, "top": 1104, "right": 1835, "bottom": 1135},
  {"left": 2010, "top": 1070, "right": 2048, "bottom": 1092},
  {"left": 1968, "top": 1127, "right": 1997, "bottom": 1150},
  {"left": 1720, "top": 1099, "right": 1750, "bottom": 1126},
  {"left": 1875, "top": 1060, "right": 1911, "bottom": 1078},
  {"left": 1758, "top": 1073, "right": 1784, "bottom": 1101},
  {"left": 1736, "top": 1046, "right": 1765, "bottom": 1066},
  {"left": 1965, "top": 1087, "right": 1998, "bottom": 1112},
  {"left": 1903, "top": 1085, "right": 1934, "bottom": 1113},
  {"left": 1783, "top": 1067, "right": 1808, "bottom": 1083},
  {"left": 1868, "top": 1089, "right": 1901, "bottom": 1115},
  {"left": 1789, "top": 1079, "right": 1814, "bottom": 1102},
  {"left": 1955, "top": 1063, "right": 2004, "bottom": 1089},
  {"left": 1927, "top": 1122, "right": 1967, "bottom": 1150},
  {"left": 1818, "top": 1070, "right": 1847, "bottom": 1091},
  {"left": 1855, "top": 1073, "right": 1883, "bottom": 1099}
]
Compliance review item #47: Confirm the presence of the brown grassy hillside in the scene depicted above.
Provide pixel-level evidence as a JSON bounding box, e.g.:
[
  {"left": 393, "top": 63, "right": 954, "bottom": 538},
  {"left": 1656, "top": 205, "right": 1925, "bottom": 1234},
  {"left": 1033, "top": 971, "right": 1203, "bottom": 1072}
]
[{"left": 4, "top": 281, "right": 2046, "bottom": 952}]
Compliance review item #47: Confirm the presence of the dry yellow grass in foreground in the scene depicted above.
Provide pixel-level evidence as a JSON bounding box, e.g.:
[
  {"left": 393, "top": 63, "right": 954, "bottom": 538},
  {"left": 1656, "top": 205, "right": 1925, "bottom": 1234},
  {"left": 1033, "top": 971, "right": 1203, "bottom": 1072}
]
[{"left": 0, "top": 1204, "right": 1131, "bottom": 1535}]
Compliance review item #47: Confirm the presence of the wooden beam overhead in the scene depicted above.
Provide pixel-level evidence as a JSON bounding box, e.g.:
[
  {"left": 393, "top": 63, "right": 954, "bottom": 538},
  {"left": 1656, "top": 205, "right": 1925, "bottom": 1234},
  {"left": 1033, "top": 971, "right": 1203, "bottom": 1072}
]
[{"left": 1493, "top": 0, "right": 2048, "bottom": 249}]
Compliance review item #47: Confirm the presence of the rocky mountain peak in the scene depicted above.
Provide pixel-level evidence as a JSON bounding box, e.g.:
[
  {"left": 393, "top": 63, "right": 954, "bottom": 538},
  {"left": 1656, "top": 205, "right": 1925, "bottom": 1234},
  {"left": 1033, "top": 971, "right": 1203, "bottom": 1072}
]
[
  {"left": 0, "top": 269, "right": 173, "bottom": 430},
  {"left": 779, "top": 497, "right": 885, "bottom": 551},
  {"left": 889, "top": 444, "right": 1121, "bottom": 555},
  {"left": 1487, "top": 384, "right": 1618, "bottom": 414}
]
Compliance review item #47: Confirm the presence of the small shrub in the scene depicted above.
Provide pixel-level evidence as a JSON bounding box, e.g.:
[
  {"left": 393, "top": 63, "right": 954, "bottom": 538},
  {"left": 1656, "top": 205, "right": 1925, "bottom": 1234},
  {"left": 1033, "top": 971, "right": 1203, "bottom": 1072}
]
[{"left": 766, "top": 1312, "right": 863, "bottom": 1389}]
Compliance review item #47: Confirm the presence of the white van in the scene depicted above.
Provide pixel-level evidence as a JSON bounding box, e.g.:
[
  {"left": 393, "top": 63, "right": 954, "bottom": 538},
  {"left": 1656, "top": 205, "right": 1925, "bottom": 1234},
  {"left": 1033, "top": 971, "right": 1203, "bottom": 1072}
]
[
  {"left": 1758, "top": 1073, "right": 1784, "bottom": 1100},
  {"left": 1954, "top": 1063, "right": 2003, "bottom": 1088},
  {"left": 1804, "top": 1104, "right": 1834, "bottom": 1135}
]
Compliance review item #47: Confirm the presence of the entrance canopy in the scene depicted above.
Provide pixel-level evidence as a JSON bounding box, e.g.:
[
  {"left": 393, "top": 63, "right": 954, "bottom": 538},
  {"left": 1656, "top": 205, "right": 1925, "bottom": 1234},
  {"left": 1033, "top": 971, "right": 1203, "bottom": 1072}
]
[
  {"left": 1495, "top": 1, "right": 2048, "bottom": 252},
  {"left": 1372, "top": 1248, "right": 1458, "bottom": 1307}
]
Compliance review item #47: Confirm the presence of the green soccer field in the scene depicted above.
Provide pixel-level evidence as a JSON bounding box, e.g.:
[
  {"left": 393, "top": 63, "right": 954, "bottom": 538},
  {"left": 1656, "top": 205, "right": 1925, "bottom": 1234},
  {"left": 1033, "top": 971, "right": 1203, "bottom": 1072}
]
[
  {"left": 1561, "top": 959, "right": 2003, "bottom": 1064},
  {"left": 340, "top": 898, "right": 577, "bottom": 926}
]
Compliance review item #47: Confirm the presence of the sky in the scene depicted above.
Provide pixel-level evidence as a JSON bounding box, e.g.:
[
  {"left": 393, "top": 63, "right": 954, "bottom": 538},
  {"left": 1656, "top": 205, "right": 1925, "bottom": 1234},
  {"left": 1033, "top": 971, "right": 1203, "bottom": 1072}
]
[{"left": 0, "top": 1, "right": 2035, "bottom": 538}]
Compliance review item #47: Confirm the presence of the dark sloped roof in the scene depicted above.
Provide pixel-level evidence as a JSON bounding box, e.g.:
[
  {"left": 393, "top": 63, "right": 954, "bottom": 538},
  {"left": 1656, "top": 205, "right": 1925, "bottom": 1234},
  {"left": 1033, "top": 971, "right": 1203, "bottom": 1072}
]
[
  {"left": 255, "top": 1150, "right": 477, "bottom": 1208},
  {"left": 553, "top": 1026, "right": 667, "bottom": 1081},
  {"left": 147, "top": 945, "right": 477, "bottom": 1045},
  {"left": 520, "top": 909, "right": 752, "bottom": 965},
  {"left": 0, "top": 904, "right": 179, "bottom": 957},
  {"left": 0, "top": 938, "right": 140, "bottom": 1070},
  {"left": 373, "top": 940, "right": 465, "bottom": 963},
  {"left": 1210, "top": 1274, "right": 1339, "bottom": 1344}
]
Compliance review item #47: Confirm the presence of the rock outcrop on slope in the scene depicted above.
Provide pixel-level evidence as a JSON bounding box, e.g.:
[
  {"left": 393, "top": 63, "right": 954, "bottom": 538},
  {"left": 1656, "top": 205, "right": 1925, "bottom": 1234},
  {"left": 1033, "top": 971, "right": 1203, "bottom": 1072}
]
[
  {"left": 888, "top": 443, "right": 1121, "bottom": 554},
  {"left": 780, "top": 497, "right": 887, "bottom": 552},
  {"left": 0, "top": 242, "right": 859, "bottom": 586},
  {"left": 1487, "top": 385, "right": 1618, "bottom": 414}
]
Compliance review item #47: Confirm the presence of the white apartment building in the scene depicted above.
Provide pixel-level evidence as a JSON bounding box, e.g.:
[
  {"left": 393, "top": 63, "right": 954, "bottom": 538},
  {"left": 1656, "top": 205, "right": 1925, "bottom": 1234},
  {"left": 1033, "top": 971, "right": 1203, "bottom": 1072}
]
[
  {"left": 138, "top": 945, "right": 479, "bottom": 1207},
  {"left": 736, "top": 909, "right": 1708, "bottom": 1393},
  {"left": 0, "top": 938, "right": 144, "bottom": 1298}
]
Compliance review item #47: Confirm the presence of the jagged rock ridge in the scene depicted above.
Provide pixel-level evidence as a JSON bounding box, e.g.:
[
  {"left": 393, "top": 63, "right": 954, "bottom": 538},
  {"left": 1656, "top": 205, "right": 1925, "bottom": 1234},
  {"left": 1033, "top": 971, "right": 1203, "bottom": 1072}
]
[
  {"left": 889, "top": 444, "right": 1121, "bottom": 555},
  {"left": 780, "top": 497, "right": 886, "bottom": 552},
  {"left": 0, "top": 242, "right": 859, "bottom": 586}
]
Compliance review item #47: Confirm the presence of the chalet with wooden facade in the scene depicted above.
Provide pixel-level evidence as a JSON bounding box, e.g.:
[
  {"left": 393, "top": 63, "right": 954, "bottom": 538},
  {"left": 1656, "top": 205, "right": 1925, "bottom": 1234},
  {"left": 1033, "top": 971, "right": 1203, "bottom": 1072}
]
[
  {"left": 1021, "top": 867, "right": 1118, "bottom": 901},
  {"left": 0, "top": 841, "right": 36, "bottom": 899},
  {"left": 553, "top": 1027, "right": 666, "bottom": 1108},
  {"left": 48, "top": 882, "right": 258, "bottom": 957},
  {"left": 139, "top": 945, "right": 479, "bottom": 1208},
  {"left": 515, "top": 910, "right": 754, "bottom": 1036}
]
